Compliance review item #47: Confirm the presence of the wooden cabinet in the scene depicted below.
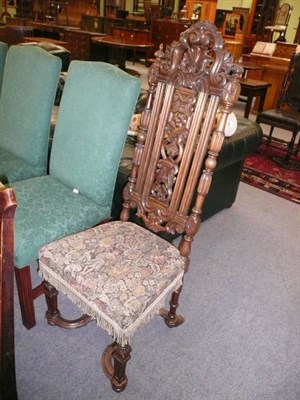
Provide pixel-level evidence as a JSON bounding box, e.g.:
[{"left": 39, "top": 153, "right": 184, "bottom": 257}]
[
  {"left": 245, "top": 0, "right": 279, "bottom": 50},
  {"left": 15, "top": 0, "right": 32, "bottom": 18},
  {"left": 112, "top": 27, "right": 150, "bottom": 42},
  {"left": 247, "top": 41, "right": 297, "bottom": 110},
  {"left": 81, "top": 15, "right": 104, "bottom": 32},
  {"left": 150, "top": 19, "right": 189, "bottom": 55},
  {"left": 224, "top": 40, "right": 243, "bottom": 61},
  {"left": 63, "top": 30, "right": 101, "bottom": 60},
  {"left": 185, "top": 0, "right": 217, "bottom": 22},
  {"left": 81, "top": 15, "right": 124, "bottom": 34}
]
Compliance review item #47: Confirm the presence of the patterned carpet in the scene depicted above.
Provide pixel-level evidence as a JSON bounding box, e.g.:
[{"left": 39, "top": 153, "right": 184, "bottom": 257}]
[{"left": 241, "top": 137, "right": 300, "bottom": 204}]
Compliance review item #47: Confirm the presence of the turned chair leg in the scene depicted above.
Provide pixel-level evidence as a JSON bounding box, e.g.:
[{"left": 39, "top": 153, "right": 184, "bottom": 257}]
[
  {"left": 43, "top": 280, "right": 60, "bottom": 324},
  {"left": 266, "top": 126, "right": 275, "bottom": 145},
  {"left": 15, "top": 265, "right": 37, "bottom": 329},
  {"left": 43, "top": 280, "right": 93, "bottom": 329},
  {"left": 160, "top": 286, "right": 185, "bottom": 328},
  {"left": 285, "top": 128, "right": 299, "bottom": 163},
  {"left": 111, "top": 343, "right": 132, "bottom": 392}
]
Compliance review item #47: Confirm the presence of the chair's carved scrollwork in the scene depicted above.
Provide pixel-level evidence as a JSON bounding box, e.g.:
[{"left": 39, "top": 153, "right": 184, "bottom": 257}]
[{"left": 129, "top": 21, "right": 242, "bottom": 235}]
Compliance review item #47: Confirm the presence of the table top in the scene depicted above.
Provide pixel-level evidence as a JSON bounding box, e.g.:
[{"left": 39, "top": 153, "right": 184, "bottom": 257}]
[
  {"left": 91, "top": 35, "right": 154, "bottom": 50},
  {"left": 240, "top": 62, "right": 264, "bottom": 72},
  {"left": 23, "top": 37, "right": 69, "bottom": 46},
  {"left": 240, "top": 77, "right": 272, "bottom": 88}
]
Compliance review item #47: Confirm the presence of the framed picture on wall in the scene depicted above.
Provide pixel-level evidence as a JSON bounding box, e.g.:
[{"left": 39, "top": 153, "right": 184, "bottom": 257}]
[{"left": 224, "top": 13, "right": 241, "bottom": 38}]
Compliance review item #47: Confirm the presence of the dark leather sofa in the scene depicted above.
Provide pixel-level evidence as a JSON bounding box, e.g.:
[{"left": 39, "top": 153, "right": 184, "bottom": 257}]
[{"left": 112, "top": 116, "right": 263, "bottom": 222}]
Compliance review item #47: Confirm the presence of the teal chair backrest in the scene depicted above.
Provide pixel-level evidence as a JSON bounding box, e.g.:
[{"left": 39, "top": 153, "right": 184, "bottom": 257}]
[
  {"left": 50, "top": 61, "right": 140, "bottom": 206},
  {"left": 0, "top": 45, "right": 61, "bottom": 174},
  {"left": 0, "top": 42, "right": 8, "bottom": 95}
]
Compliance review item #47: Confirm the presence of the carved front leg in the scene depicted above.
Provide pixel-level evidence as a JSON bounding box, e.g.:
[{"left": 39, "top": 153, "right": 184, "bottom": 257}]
[
  {"left": 43, "top": 281, "right": 92, "bottom": 329},
  {"left": 102, "top": 342, "right": 132, "bottom": 392},
  {"left": 160, "top": 286, "right": 185, "bottom": 328}
]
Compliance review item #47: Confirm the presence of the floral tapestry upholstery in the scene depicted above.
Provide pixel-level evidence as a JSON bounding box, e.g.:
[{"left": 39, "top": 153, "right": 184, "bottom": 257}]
[{"left": 39, "top": 221, "right": 185, "bottom": 346}]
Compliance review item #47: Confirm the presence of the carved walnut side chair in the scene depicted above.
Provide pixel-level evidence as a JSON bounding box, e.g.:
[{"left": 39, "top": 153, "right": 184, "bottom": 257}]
[
  {"left": 38, "top": 21, "right": 242, "bottom": 392},
  {"left": 0, "top": 182, "right": 18, "bottom": 400}
]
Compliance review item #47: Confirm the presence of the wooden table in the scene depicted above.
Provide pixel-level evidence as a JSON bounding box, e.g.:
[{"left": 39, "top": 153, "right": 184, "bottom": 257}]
[
  {"left": 239, "top": 78, "right": 272, "bottom": 119},
  {"left": 91, "top": 35, "right": 154, "bottom": 76},
  {"left": 23, "top": 36, "right": 70, "bottom": 49},
  {"left": 240, "top": 62, "right": 263, "bottom": 78}
]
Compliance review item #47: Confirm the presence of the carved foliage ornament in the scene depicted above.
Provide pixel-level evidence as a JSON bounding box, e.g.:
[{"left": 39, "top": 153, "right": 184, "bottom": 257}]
[{"left": 136, "top": 21, "right": 242, "bottom": 233}]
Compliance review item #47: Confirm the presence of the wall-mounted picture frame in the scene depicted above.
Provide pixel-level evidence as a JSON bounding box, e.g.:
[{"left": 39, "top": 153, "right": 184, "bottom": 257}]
[{"left": 224, "top": 13, "right": 241, "bottom": 38}]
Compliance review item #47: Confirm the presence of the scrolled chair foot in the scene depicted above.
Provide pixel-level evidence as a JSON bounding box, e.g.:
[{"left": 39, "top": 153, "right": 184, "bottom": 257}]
[
  {"left": 102, "top": 342, "right": 131, "bottom": 392},
  {"left": 159, "top": 308, "right": 185, "bottom": 328}
]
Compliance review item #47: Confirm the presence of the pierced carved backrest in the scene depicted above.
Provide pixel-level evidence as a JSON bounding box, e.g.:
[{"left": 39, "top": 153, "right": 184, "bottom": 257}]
[
  {"left": 277, "top": 52, "right": 300, "bottom": 112},
  {"left": 121, "top": 21, "right": 242, "bottom": 249}
]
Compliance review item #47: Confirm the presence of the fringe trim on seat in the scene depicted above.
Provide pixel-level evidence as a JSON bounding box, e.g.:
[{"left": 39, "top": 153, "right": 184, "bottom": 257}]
[{"left": 39, "top": 265, "right": 184, "bottom": 347}]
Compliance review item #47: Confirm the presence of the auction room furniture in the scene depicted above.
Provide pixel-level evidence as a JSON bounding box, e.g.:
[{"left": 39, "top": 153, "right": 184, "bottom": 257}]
[
  {"left": 24, "top": 23, "right": 104, "bottom": 60},
  {"left": 185, "top": 0, "right": 217, "bottom": 21},
  {"left": 150, "top": 19, "right": 189, "bottom": 59},
  {"left": 23, "top": 35, "right": 69, "bottom": 47},
  {"left": 0, "top": 183, "right": 18, "bottom": 400},
  {"left": 111, "top": 25, "right": 151, "bottom": 64},
  {"left": 112, "top": 116, "right": 263, "bottom": 224},
  {"left": 239, "top": 77, "right": 272, "bottom": 118},
  {"left": 246, "top": 41, "right": 299, "bottom": 111},
  {"left": 264, "top": 3, "right": 292, "bottom": 42},
  {"left": 4, "top": 25, "right": 34, "bottom": 46},
  {"left": 0, "top": 41, "right": 7, "bottom": 93},
  {"left": 20, "top": 41, "right": 71, "bottom": 71},
  {"left": 0, "top": 45, "right": 61, "bottom": 184},
  {"left": 91, "top": 34, "right": 154, "bottom": 74},
  {"left": 256, "top": 51, "right": 300, "bottom": 164},
  {"left": 244, "top": 0, "right": 280, "bottom": 49},
  {"left": 45, "top": 0, "right": 69, "bottom": 25},
  {"left": 12, "top": 61, "right": 140, "bottom": 330},
  {"left": 37, "top": 21, "right": 243, "bottom": 392}
]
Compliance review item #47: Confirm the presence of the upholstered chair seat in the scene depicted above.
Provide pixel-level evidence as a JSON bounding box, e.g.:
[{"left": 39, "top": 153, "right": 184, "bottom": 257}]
[
  {"left": 39, "top": 221, "right": 184, "bottom": 345},
  {"left": 258, "top": 108, "right": 300, "bottom": 129},
  {"left": 13, "top": 175, "right": 108, "bottom": 267}
]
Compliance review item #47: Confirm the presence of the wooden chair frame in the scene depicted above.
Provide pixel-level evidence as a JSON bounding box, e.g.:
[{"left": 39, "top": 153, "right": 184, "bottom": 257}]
[
  {"left": 39, "top": 21, "right": 243, "bottom": 392},
  {"left": 0, "top": 182, "right": 18, "bottom": 400}
]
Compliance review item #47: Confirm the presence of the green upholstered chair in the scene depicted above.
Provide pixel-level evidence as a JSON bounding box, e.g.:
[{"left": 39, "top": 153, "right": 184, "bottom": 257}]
[
  {"left": 0, "top": 41, "right": 8, "bottom": 95},
  {"left": 0, "top": 45, "right": 61, "bottom": 184},
  {"left": 12, "top": 60, "right": 140, "bottom": 329}
]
